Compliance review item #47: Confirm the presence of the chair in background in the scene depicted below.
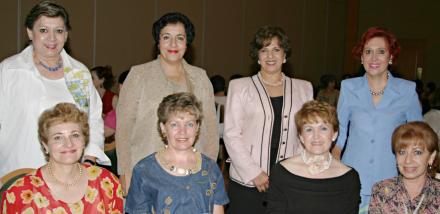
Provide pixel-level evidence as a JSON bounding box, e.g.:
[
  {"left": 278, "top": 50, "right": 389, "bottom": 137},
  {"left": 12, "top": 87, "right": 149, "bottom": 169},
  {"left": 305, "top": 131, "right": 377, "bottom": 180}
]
[{"left": 0, "top": 168, "right": 35, "bottom": 201}]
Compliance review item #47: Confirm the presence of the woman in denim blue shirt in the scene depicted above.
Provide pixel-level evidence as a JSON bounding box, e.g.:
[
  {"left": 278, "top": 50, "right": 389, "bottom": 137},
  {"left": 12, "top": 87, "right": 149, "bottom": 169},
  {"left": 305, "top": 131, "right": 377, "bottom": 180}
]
[
  {"left": 332, "top": 27, "right": 422, "bottom": 213},
  {"left": 126, "top": 93, "right": 229, "bottom": 214}
]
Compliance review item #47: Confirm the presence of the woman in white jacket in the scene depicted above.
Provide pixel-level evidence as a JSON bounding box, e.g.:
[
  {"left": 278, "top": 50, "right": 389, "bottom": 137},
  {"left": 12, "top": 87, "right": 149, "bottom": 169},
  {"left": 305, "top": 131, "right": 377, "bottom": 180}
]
[
  {"left": 224, "top": 26, "right": 313, "bottom": 214},
  {"left": 0, "top": 1, "right": 109, "bottom": 178}
]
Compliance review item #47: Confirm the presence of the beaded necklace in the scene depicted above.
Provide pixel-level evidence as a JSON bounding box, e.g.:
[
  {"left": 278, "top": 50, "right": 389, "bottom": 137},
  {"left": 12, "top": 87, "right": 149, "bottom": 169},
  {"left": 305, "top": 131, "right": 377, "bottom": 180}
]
[{"left": 47, "top": 162, "right": 83, "bottom": 189}]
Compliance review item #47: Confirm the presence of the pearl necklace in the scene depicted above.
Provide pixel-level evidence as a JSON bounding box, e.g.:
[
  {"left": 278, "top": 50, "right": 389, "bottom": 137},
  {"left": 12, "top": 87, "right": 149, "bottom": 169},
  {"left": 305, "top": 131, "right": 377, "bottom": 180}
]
[
  {"left": 157, "top": 148, "right": 201, "bottom": 176},
  {"left": 301, "top": 151, "right": 332, "bottom": 175},
  {"left": 370, "top": 88, "right": 385, "bottom": 96},
  {"left": 258, "top": 72, "right": 284, "bottom": 87},
  {"left": 47, "top": 162, "right": 83, "bottom": 189},
  {"left": 369, "top": 73, "right": 389, "bottom": 96}
]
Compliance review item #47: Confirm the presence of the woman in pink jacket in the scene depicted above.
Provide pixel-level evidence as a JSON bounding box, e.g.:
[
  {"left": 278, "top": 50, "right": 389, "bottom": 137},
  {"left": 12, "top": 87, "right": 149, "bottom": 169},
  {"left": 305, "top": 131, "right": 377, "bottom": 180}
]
[{"left": 224, "top": 26, "right": 313, "bottom": 214}]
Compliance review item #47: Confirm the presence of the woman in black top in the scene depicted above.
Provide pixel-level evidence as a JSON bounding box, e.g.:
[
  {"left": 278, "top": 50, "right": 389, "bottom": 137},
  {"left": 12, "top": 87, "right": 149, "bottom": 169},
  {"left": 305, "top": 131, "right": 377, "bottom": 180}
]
[{"left": 266, "top": 100, "right": 360, "bottom": 214}]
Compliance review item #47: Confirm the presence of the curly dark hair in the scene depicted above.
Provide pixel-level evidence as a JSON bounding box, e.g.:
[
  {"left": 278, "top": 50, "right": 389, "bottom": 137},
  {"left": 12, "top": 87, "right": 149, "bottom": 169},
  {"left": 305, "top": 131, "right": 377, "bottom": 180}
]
[
  {"left": 91, "top": 65, "right": 114, "bottom": 90},
  {"left": 152, "top": 12, "right": 195, "bottom": 47},
  {"left": 249, "top": 26, "right": 291, "bottom": 62}
]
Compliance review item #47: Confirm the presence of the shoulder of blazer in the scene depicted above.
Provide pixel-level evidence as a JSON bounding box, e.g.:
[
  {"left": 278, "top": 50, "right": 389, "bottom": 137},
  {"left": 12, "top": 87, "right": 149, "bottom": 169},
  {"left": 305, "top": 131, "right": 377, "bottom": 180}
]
[
  {"left": 290, "top": 78, "right": 312, "bottom": 88},
  {"left": 391, "top": 77, "right": 416, "bottom": 92},
  {"left": 229, "top": 77, "right": 254, "bottom": 90},
  {"left": 341, "top": 77, "right": 364, "bottom": 90}
]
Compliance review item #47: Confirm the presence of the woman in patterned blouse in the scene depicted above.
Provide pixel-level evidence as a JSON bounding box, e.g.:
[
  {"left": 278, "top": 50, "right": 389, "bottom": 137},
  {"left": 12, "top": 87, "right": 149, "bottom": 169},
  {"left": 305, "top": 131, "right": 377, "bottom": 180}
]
[
  {"left": 1, "top": 103, "right": 123, "bottom": 213},
  {"left": 369, "top": 122, "right": 440, "bottom": 213}
]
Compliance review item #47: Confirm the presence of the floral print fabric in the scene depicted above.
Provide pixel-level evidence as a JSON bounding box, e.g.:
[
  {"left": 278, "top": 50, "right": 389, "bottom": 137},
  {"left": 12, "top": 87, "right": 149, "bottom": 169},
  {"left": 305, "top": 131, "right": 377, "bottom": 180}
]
[
  {"left": 369, "top": 176, "right": 440, "bottom": 213},
  {"left": 1, "top": 164, "right": 123, "bottom": 214},
  {"left": 64, "top": 67, "right": 91, "bottom": 113}
]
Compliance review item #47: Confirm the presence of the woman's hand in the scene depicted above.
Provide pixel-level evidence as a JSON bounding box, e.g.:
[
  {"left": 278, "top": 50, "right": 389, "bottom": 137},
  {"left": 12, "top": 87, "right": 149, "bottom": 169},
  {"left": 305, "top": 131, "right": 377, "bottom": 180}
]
[{"left": 252, "top": 172, "right": 269, "bottom": 192}]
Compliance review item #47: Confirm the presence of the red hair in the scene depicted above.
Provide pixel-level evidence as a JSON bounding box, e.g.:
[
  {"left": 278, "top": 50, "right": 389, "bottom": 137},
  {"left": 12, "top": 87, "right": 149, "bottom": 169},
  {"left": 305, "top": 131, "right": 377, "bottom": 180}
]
[{"left": 352, "top": 27, "right": 401, "bottom": 62}]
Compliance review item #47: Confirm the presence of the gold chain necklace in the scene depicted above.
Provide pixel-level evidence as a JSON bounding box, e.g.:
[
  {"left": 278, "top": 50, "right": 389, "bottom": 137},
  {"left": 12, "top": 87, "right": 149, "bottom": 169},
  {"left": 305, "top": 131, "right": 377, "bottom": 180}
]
[{"left": 47, "top": 162, "right": 83, "bottom": 189}]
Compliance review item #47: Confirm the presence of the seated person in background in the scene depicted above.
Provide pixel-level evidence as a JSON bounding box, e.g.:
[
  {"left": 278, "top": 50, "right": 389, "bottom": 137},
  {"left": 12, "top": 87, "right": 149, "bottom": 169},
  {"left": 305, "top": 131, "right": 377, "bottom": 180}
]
[
  {"left": 125, "top": 93, "right": 229, "bottom": 214},
  {"left": 369, "top": 121, "right": 440, "bottom": 213},
  {"left": 266, "top": 100, "right": 360, "bottom": 214},
  {"left": 210, "top": 75, "right": 226, "bottom": 137},
  {"left": 1, "top": 103, "right": 123, "bottom": 213},
  {"left": 103, "top": 70, "right": 130, "bottom": 139},
  {"left": 316, "top": 74, "right": 339, "bottom": 107},
  {"left": 424, "top": 88, "right": 440, "bottom": 142},
  {"left": 91, "top": 65, "right": 118, "bottom": 117}
]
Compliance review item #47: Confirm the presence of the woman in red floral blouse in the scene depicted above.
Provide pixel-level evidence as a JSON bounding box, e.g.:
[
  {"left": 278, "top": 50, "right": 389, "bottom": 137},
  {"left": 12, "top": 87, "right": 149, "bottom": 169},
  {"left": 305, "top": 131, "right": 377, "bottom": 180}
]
[
  {"left": 1, "top": 103, "right": 123, "bottom": 213},
  {"left": 369, "top": 122, "right": 440, "bottom": 213}
]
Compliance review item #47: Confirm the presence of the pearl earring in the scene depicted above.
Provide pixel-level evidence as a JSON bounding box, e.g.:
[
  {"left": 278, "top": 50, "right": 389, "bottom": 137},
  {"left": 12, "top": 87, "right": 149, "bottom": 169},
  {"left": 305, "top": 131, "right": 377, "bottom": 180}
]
[
  {"left": 283, "top": 58, "right": 286, "bottom": 63},
  {"left": 258, "top": 60, "right": 261, "bottom": 65},
  {"left": 361, "top": 58, "right": 364, "bottom": 64},
  {"left": 388, "top": 59, "right": 392, "bottom": 65}
]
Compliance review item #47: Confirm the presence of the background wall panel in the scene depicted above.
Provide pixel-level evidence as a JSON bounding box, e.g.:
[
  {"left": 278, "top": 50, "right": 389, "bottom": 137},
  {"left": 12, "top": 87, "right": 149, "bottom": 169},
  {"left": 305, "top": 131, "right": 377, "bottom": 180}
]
[{"left": 0, "top": 0, "right": 438, "bottom": 88}]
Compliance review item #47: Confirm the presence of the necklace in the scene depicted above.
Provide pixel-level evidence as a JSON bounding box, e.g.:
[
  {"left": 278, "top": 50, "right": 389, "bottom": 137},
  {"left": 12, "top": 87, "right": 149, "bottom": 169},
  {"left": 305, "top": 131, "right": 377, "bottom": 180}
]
[
  {"left": 47, "top": 162, "right": 83, "bottom": 189},
  {"left": 301, "top": 151, "right": 333, "bottom": 175},
  {"left": 370, "top": 88, "right": 385, "bottom": 96},
  {"left": 369, "top": 73, "right": 389, "bottom": 96},
  {"left": 157, "top": 148, "right": 201, "bottom": 176},
  {"left": 258, "top": 72, "right": 284, "bottom": 87},
  {"left": 39, "top": 58, "right": 63, "bottom": 72},
  {"left": 404, "top": 193, "right": 425, "bottom": 214}
]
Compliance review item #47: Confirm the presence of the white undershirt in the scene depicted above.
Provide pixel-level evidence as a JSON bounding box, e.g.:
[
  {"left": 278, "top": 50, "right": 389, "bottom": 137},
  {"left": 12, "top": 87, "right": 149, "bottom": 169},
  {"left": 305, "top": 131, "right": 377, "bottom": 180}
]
[{"left": 39, "top": 76, "right": 75, "bottom": 115}]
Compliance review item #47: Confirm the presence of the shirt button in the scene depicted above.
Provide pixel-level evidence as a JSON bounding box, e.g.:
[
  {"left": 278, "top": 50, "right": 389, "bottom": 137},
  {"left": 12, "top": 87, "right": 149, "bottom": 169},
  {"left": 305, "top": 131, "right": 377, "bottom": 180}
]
[
  {"left": 186, "top": 185, "right": 191, "bottom": 190},
  {"left": 283, "top": 128, "right": 287, "bottom": 131},
  {"left": 280, "top": 155, "right": 284, "bottom": 159},
  {"left": 371, "top": 139, "right": 375, "bottom": 144},
  {"left": 284, "top": 115, "right": 288, "bottom": 118},
  {"left": 369, "top": 159, "right": 374, "bottom": 164},
  {"left": 282, "top": 141, "right": 286, "bottom": 144}
]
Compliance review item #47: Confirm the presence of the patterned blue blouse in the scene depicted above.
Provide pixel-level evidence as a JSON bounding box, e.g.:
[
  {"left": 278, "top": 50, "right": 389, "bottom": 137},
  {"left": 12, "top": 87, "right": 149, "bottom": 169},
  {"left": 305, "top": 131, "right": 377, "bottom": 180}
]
[{"left": 125, "top": 152, "right": 229, "bottom": 214}]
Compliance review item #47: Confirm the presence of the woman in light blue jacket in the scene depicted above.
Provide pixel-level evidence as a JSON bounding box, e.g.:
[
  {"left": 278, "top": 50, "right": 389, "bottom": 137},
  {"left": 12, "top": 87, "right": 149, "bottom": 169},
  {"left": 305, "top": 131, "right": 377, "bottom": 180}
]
[{"left": 332, "top": 27, "right": 422, "bottom": 213}]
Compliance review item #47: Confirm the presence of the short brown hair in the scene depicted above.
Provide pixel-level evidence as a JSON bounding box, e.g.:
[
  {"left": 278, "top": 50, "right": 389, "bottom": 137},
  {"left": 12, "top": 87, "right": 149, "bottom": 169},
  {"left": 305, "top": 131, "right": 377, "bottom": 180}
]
[
  {"left": 38, "top": 103, "right": 89, "bottom": 160},
  {"left": 392, "top": 121, "right": 439, "bottom": 176},
  {"left": 25, "top": 1, "right": 71, "bottom": 31},
  {"left": 249, "top": 26, "right": 291, "bottom": 62},
  {"left": 157, "top": 92, "right": 203, "bottom": 144},
  {"left": 295, "top": 100, "right": 339, "bottom": 134}
]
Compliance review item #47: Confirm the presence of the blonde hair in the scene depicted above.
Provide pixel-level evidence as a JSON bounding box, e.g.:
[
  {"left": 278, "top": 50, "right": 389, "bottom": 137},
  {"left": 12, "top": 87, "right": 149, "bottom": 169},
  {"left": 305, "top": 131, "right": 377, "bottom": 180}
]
[
  {"left": 38, "top": 103, "right": 89, "bottom": 160},
  {"left": 157, "top": 92, "right": 203, "bottom": 144}
]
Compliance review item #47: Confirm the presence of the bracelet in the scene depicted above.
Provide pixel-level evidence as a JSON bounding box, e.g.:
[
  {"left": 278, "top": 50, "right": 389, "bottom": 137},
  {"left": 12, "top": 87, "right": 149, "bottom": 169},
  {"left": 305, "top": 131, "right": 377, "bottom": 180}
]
[{"left": 84, "top": 159, "right": 97, "bottom": 165}]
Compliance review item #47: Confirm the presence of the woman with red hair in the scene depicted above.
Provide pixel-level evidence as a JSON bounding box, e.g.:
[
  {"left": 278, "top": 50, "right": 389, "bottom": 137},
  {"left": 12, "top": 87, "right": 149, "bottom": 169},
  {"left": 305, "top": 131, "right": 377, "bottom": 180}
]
[{"left": 333, "top": 27, "right": 422, "bottom": 213}]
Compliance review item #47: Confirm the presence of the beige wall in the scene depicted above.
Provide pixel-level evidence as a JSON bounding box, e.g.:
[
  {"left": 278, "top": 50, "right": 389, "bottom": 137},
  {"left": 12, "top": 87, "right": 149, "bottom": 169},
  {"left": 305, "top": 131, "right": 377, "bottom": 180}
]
[{"left": 1, "top": 0, "right": 438, "bottom": 88}]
